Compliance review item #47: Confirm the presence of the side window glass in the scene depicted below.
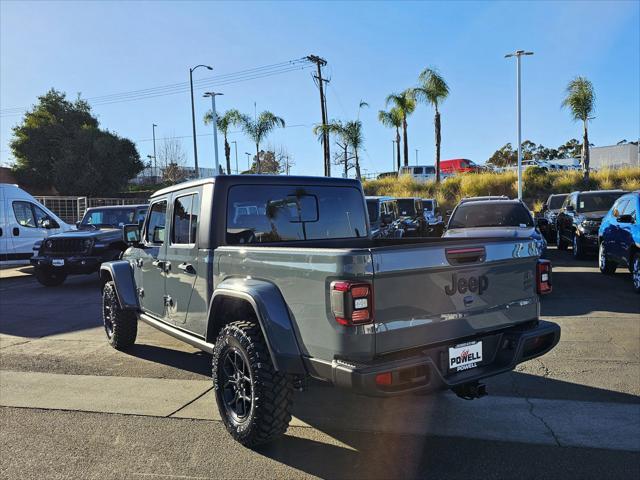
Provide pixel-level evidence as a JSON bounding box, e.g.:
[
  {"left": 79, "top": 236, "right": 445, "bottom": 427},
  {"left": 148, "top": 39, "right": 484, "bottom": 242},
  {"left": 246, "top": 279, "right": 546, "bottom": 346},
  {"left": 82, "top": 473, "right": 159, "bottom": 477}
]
[
  {"left": 622, "top": 198, "right": 636, "bottom": 219},
  {"left": 33, "top": 204, "right": 54, "bottom": 227},
  {"left": 146, "top": 201, "right": 167, "bottom": 244},
  {"left": 12, "top": 201, "right": 36, "bottom": 228},
  {"left": 613, "top": 200, "right": 628, "bottom": 218},
  {"left": 172, "top": 194, "right": 199, "bottom": 245}
]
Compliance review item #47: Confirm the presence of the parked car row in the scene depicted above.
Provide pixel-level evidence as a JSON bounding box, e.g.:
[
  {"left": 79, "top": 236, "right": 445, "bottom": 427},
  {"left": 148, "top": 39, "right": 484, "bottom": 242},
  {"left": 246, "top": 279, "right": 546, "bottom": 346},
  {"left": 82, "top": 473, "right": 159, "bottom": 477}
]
[
  {"left": 539, "top": 189, "right": 639, "bottom": 293},
  {"left": 366, "top": 196, "right": 444, "bottom": 239}
]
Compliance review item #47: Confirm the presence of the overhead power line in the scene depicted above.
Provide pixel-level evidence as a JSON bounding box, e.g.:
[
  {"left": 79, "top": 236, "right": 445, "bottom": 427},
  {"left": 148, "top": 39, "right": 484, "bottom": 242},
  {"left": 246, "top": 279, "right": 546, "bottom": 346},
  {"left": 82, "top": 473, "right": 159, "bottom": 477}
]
[{"left": 0, "top": 58, "right": 313, "bottom": 115}]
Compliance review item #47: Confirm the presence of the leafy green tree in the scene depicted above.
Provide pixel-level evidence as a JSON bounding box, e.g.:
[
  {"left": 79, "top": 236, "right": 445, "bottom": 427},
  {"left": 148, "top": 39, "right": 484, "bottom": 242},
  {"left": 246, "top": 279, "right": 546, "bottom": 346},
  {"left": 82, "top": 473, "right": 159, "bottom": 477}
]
[
  {"left": 487, "top": 143, "right": 517, "bottom": 167},
  {"left": 236, "top": 111, "right": 285, "bottom": 173},
  {"left": 557, "top": 138, "right": 582, "bottom": 159},
  {"left": 247, "top": 150, "right": 281, "bottom": 174},
  {"left": 562, "top": 76, "right": 595, "bottom": 179},
  {"left": 378, "top": 108, "right": 403, "bottom": 171},
  {"left": 385, "top": 89, "right": 416, "bottom": 167},
  {"left": 11, "top": 89, "right": 142, "bottom": 195},
  {"left": 414, "top": 67, "right": 449, "bottom": 182},
  {"left": 204, "top": 109, "right": 242, "bottom": 174}
]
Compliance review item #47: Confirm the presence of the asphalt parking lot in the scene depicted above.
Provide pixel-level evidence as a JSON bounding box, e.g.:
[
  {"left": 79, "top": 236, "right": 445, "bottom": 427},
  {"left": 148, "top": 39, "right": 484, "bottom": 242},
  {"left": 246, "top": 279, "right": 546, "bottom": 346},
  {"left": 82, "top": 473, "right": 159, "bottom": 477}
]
[{"left": 1, "top": 248, "right": 639, "bottom": 479}]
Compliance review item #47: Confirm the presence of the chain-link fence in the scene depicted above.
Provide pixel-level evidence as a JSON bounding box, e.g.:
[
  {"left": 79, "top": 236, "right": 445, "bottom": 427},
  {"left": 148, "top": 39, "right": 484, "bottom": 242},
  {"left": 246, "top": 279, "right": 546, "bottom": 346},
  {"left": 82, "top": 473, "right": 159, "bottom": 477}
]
[{"left": 34, "top": 196, "right": 147, "bottom": 224}]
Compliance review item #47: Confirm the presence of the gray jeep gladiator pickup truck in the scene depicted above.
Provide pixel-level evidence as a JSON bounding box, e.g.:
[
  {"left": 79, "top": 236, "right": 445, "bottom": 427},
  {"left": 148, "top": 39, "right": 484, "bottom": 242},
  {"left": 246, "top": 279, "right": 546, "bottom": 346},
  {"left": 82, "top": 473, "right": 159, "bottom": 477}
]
[{"left": 100, "top": 175, "right": 559, "bottom": 447}]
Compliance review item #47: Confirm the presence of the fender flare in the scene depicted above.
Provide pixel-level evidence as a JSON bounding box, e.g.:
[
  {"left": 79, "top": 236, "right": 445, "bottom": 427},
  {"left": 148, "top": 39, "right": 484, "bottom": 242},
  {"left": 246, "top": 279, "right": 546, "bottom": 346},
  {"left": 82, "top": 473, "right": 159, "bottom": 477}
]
[
  {"left": 208, "top": 277, "right": 306, "bottom": 375},
  {"left": 100, "top": 260, "right": 139, "bottom": 311}
]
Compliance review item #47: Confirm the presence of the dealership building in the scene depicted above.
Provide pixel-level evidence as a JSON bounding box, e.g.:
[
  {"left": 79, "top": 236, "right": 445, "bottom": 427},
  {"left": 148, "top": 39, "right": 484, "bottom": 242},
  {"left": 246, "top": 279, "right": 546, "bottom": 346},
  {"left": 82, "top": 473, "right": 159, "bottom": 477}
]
[{"left": 589, "top": 143, "right": 639, "bottom": 169}]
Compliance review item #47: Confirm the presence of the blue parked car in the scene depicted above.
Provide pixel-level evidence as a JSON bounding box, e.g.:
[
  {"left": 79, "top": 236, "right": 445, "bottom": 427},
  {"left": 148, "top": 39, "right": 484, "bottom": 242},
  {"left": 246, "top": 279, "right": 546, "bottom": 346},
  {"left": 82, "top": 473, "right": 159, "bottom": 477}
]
[{"left": 598, "top": 191, "right": 640, "bottom": 293}]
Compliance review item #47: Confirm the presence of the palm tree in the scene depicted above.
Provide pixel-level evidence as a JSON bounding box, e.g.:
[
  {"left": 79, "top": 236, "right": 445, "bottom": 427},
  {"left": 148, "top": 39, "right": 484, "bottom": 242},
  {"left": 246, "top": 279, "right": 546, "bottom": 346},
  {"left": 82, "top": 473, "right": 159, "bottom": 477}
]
[
  {"left": 414, "top": 67, "right": 449, "bottom": 183},
  {"left": 237, "top": 111, "right": 285, "bottom": 173},
  {"left": 343, "top": 120, "right": 364, "bottom": 180},
  {"left": 378, "top": 108, "right": 403, "bottom": 171},
  {"left": 314, "top": 120, "right": 350, "bottom": 178},
  {"left": 385, "top": 89, "right": 416, "bottom": 167},
  {"left": 204, "top": 109, "right": 241, "bottom": 174},
  {"left": 562, "top": 76, "right": 595, "bottom": 180}
]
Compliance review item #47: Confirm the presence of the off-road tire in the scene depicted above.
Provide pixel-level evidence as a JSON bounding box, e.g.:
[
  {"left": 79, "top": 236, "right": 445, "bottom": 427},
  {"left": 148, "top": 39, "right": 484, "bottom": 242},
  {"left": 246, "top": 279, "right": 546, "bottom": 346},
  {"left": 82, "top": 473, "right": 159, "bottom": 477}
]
[
  {"left": 212, "top": 320, "right": 293, "bottom": 447},
  {"left": 102, "top": 281, "right": 137, "bottom": 350},
  {"left": 631, "top": 254, "right": 640, "bottom": 294},
  {"left": 556, "top": 229, "right": 568, "bottom": 251},
  {"left": 35, "top": 267, "right": 67, "bottom": 287},
  {"left": 598, "top": 242, "right": 617, "bottom": 274},
  {"left": 572, "top": 234, "right": 584, "bottom": 259}
]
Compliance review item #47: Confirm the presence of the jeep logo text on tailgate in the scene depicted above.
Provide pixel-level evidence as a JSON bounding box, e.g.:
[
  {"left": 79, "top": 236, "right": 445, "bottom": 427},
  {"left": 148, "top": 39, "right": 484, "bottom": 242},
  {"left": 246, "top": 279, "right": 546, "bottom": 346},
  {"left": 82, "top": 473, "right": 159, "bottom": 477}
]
[{"left": 445, "top": 273, "right": 489, "bottom": 296}]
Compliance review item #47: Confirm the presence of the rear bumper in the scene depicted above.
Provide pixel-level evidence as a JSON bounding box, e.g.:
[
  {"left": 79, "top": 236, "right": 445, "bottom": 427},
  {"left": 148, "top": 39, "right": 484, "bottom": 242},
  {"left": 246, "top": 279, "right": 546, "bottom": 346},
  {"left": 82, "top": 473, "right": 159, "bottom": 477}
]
[
  {"left": 31, "top": 255, "right": 102, "bottom": 274},
  {"left": 304, "top": 319, "right": 560, "bottom": 397}
]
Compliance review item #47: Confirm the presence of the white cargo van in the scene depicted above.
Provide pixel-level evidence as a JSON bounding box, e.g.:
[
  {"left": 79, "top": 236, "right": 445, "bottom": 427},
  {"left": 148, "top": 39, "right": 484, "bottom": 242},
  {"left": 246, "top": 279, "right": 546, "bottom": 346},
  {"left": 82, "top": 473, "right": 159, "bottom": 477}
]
[
  {"left": 0, "top": 184, "right": 73, "bottom": 264},
  {"left": 399, "top": 165, "right": 436, "bottom": 182}
]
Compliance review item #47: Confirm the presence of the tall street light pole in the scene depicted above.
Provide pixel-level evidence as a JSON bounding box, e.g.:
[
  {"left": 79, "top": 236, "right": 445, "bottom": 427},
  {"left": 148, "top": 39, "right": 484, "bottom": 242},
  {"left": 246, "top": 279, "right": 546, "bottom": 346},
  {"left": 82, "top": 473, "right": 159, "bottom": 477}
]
[
  {"left": 152, "top": 123, "right": 157, "bottom": 179},
  {"left": 231, "top": 141, "right": 238, "bottom": 173},
  {"left": 190, "top": 64, "right": 213, "bottom": 178},
  {"left": 415, "top": 149, "right": 419, "bottom": 165},
  {"left": 203, "top": 92, "right": 223, "bottom": 175},
  {"left": 392, "top": 140, "right": 396, "bottom": 171},
  {"left": 245, "top": 152, "right": 252, "bottom": 170},
  {"left": 505, "top": 50, "right": 533, "bottom": 200}
]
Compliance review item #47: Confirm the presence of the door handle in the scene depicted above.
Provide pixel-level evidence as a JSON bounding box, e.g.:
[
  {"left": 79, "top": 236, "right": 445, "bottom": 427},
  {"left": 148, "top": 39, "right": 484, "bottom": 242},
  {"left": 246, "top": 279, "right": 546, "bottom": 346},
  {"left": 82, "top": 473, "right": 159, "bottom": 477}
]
[
  {"left": 178, "top": 262, "right": 196, "bottom": 274},
  {"left": 13, "top": 227, "right": 19, "bottom": 236}
]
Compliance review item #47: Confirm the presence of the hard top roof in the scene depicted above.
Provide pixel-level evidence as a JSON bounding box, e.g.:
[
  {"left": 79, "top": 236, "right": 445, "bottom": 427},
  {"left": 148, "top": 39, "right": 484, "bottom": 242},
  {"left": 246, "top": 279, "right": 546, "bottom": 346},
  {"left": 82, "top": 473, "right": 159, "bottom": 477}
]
[{"left": 151, "top": 175, "right": 362, "bottom": 198}]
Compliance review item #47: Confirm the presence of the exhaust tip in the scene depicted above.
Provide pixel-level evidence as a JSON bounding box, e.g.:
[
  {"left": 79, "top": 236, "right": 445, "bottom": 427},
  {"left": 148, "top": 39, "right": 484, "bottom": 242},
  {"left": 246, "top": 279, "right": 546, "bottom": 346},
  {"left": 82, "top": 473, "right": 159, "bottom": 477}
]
[{"left": 452, "top": 381, "right": 487, "bottom": 400}]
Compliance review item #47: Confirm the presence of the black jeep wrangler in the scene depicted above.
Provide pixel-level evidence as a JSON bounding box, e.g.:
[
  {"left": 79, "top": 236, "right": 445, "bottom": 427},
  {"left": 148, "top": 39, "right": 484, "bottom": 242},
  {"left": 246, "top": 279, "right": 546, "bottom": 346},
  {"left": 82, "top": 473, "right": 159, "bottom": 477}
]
[{"left": 31, "top": 205, "right": 147, "bottom": 286}]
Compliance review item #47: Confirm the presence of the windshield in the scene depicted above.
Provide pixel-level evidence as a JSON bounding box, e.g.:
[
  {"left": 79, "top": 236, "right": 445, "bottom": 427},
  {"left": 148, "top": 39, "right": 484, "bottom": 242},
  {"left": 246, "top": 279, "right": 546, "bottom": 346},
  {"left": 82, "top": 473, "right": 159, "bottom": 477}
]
[
  {"left": 449, "top": 203, "right": 533, "bottom": 229},
  {"left": 366, "top": 200, "right": 379, "bottom": 223},
  {"left": 397, "top": 199, "right": 415, "bottom": 216},
  {"left": 548, "top": 195, "right": 567, "bottom": 209},
  {"left": 81, "top": 208, "right": 137, "bottom": 228},
  {"left": 577, "top": 193, "right": 624, "bottom": 213}
]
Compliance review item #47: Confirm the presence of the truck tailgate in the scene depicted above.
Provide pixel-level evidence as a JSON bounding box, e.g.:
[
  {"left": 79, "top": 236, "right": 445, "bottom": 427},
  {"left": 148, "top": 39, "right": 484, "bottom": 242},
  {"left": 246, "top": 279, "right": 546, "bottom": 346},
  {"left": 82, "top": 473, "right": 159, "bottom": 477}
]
[{"left": 371, "top": 239, "right": 540, "bottom": 355}]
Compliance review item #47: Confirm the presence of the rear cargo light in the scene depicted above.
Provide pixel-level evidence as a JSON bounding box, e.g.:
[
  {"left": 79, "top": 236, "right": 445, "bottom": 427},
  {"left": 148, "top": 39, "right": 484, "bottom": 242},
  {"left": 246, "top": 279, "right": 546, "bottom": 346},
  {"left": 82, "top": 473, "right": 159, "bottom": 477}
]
[
  {"left": 330, "top": 281, "right": 373, "bottom": 326},
  {"left": 536, "top": 259, "right": 552, "bottom": 294},
  {"left": 375, "top": 372, "right": 393, "bottom": 386}
]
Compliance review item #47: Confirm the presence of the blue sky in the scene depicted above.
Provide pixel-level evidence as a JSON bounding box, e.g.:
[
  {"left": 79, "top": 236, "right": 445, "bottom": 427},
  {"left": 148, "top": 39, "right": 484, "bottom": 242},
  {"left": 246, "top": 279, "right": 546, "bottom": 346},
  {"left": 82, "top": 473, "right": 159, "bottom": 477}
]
[{"left": 1, "top": 0, "right": 638, "bottom": 177}]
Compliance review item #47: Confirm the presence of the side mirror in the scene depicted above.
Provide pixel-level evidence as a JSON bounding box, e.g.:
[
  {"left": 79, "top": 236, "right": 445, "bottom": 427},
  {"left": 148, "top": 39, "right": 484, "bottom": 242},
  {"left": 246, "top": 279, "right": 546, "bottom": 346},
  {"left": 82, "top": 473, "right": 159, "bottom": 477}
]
[
  {"left": 123, "top": 224, "right": 141, "bottom": 245},
  {"left": 566, "top": 205, "right": 575, "bottom": 212},
  {"left": 75, "top": 221, "right": 81, "bottom": 228},
  {"left": 381, "top": 213, "right": 393, "bottom": 225},
  {"left": 446, "top": 210, "right": 452, "bottom": 216},
  {"left": 617, "top": 214, "right": 634, "bottom": 224},
  {"left": 541, "top": 204, "right": 549, "bottom": 212},
  {"left": 41, "top": 218, "right": 59, "bottom": 229}
]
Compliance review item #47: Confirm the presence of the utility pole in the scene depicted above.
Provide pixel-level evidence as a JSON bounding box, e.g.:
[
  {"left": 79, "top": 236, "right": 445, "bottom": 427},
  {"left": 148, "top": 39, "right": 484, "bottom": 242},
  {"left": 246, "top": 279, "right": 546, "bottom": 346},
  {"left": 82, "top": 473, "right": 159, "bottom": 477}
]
[
  {"left": 231, "top": 141, "right": 238, "bottom": 173},
  {"left": 307, "top": 54, "right": 330, "bottom": 176},
  {"left": 392, "top": 140, "right": 396, "bottom": 171},
  {"left": 245, "top": 152, "right": 252, "bottom": 171},
  {"left": 505, "top": 50, "right": 534, "bottom": 200},
  {"left": 152, "top": 123, "right": 157, "bottom": 179},
  {"left": 203, "top": 92, "right": 223, "bottom": 176}
]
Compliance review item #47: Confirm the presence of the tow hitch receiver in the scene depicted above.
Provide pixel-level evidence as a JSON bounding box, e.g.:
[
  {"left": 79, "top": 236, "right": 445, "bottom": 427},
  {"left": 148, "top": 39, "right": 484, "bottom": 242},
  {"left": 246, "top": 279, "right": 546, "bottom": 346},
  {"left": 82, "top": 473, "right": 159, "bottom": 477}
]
[{"left": 452, "top": 381, "right": 487, "bottom": 400}]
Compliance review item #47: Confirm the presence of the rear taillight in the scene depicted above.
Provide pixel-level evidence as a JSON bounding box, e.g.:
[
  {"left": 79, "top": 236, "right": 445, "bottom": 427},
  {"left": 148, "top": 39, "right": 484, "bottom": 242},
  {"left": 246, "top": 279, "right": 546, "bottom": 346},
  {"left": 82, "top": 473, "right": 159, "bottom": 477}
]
[
  {"left": 536, "top": 259, "right": 552, "bottom": 294},
  {"left": 330, "top": 281, "right": 373, "bottom": 326}
]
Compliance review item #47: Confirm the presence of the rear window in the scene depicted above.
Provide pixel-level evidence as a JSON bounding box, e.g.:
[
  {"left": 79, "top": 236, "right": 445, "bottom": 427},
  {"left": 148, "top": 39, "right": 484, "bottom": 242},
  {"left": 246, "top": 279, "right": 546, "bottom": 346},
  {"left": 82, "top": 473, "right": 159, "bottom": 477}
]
[
  {"left": 366, "top": 200, "right": 379, "bottom": 223},
  {"left": 577, "top": 193, "right": 624, "bottom": 213},
  {"left": 423, "top": 200, "right": 434, "bottom": 210},
  {"left": 226, "top": 185, "right": 367, "bottom": 244},
  {"left": 449, "top": 203, "right": 533, "bottom": 229},
  {"left": 548, "top": 195, "right": 567, "bottom": 209},
  {"left": 397, "top": 199, "right": 416, "bottom": 216}
]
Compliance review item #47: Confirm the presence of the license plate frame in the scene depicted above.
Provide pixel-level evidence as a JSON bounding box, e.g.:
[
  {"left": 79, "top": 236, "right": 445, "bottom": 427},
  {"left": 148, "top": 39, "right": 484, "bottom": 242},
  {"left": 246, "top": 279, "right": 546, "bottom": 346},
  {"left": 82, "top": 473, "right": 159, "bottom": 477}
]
[
  {"left": 51, "top": 259, "right": 65, "bottom": 267},
  {"left": 448, "top": 340, "right": 483, "bottom": 373}
]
